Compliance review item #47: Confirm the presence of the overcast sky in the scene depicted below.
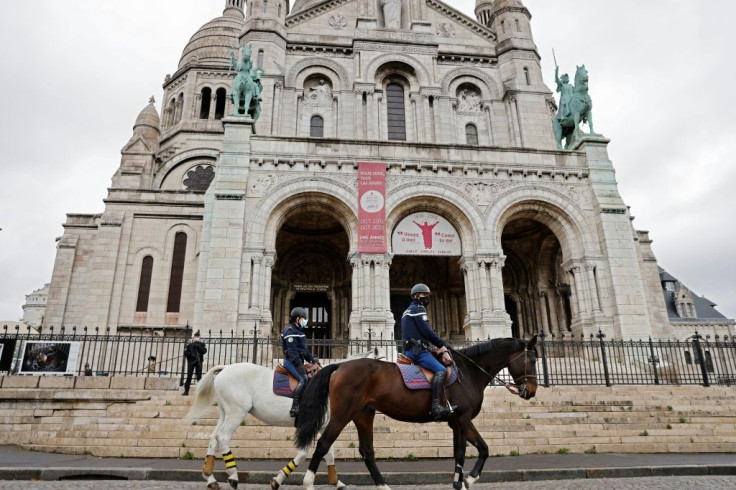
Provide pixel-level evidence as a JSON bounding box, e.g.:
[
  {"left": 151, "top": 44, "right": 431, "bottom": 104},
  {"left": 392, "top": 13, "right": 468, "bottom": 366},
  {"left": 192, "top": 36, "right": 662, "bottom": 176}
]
[{"left": 0, "top": 0, "right": 734, "bottom": 325}]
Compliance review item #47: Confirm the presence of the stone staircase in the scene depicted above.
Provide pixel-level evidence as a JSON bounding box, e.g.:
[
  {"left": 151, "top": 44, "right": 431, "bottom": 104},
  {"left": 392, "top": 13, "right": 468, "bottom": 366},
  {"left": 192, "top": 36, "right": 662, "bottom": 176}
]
[{"left": 1, "top": 375, "right": 735, "bottom": 459}]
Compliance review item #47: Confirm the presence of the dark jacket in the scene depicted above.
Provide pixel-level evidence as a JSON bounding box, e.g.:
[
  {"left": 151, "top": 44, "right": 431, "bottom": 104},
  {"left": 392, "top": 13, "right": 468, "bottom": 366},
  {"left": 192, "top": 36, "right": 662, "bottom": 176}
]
[
  {"left": 401, "top": 300, "right": 446, "bottom": 349},
  {"left": 281, "top": 322, "right": 315, "bottom": 363},
  {"left": 184, "top": 339, "right": 207, "bottom": 365}
]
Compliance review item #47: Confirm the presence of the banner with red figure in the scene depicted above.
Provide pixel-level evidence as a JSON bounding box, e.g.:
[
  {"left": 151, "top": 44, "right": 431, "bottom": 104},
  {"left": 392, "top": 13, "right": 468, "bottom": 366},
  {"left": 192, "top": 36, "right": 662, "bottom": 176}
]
[
  {"left": 357, "top": 162, "right": 387, "bottom": 253},
  {"left": 392, "top": 212, "right": 462, "bottom": 255}
]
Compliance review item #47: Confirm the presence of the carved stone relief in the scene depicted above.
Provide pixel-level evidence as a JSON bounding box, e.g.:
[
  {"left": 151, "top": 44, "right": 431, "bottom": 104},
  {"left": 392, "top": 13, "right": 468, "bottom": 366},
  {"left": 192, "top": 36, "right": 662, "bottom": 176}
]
[{"left": 437, "top": 23, "right": 456, "bottom": 37}]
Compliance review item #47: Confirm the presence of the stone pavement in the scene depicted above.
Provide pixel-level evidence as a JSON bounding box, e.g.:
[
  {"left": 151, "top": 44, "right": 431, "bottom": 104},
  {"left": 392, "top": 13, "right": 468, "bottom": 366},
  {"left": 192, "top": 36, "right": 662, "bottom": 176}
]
[
  {"left": 0, "top": 445, "right": 734, "bottom": 488},
  {"left": 0, "top": 477, "right": 736, "bottom": 489}
]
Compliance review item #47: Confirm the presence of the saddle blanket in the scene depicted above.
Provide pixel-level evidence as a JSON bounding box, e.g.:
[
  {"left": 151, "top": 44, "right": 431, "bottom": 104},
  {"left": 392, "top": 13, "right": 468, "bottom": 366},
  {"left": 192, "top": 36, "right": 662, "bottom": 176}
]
[
  {"left": 272, "top": 371, "right": 295, "bottom": 398},
  {"left": 396, "top": 363, "right": 457, "bottom": 390}
]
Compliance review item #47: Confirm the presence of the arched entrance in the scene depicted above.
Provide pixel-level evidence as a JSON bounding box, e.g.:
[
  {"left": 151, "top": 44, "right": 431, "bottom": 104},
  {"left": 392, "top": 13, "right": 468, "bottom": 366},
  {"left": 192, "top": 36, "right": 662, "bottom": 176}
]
[
  {"left": 389, "top": 211, "right": 466, "bottom": 342},
  {"left": 501, "top": 217, "right": 572, "bottom": 337},
  {"left": 389, "top": 256, "right": 466, "bottom": 341},
  {"left": 271, "top": 206, "right": 351, "bottom": 353}
]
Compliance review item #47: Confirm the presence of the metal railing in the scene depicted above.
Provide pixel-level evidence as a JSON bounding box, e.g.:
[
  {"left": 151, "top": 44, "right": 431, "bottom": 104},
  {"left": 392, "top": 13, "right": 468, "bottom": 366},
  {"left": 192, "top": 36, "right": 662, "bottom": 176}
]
[{"left": 1, "top": 325, "right": 734, "bottom": 387}]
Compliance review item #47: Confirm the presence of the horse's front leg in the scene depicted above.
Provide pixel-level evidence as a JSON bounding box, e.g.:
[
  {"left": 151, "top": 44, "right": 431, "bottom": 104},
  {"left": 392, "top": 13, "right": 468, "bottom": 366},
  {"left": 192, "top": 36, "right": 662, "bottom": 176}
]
[
  {"left": 450, "top": 419, "right": 470, "bottom": 490},
  {"left": 353, "top": 410, "right": 391, "bottom": 490},
  {"left": 587, "top": 108, "right": 595, "bottom": 134},
  {"left": 463, "top": 422, "right": 488, "bottom": 488}
]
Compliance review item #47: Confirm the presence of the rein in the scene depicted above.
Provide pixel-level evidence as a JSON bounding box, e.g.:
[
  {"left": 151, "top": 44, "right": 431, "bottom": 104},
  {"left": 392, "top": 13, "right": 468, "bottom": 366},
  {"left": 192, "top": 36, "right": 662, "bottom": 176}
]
[{"left": 450, "top": 346, "right": 535, "bottom": 396}]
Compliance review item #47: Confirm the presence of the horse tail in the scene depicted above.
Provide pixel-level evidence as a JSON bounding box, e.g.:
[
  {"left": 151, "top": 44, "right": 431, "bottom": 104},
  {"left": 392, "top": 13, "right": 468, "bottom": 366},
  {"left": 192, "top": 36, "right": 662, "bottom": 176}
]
[
  {"left": 295, "top": 363, "right": 340, "bottom": 450},
  {"left": 186, "top": 365, "right": 226, "bottom": 420}
]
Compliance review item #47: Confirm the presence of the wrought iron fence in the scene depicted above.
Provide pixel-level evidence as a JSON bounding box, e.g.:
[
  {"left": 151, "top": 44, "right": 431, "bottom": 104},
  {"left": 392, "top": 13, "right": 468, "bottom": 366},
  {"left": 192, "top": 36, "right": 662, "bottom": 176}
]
[{"left": 1, "top": 324, "right": 734, "bottom": 388}]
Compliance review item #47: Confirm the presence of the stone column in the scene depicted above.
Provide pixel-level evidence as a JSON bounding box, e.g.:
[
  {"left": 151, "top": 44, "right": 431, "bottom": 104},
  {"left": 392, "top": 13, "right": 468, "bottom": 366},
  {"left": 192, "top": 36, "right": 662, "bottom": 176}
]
[
  {"left": 376, "top": 92, "right": 385, "bottom": 140},
  {"left": 270, "top": 82, "right": 281, "bottom": 134},
  {"left": 484, "top": 103, "right": 495, "bottom": 145},
  {"left": 585, "top": 264, "right": 601, "bottom": 312},
  {"left": 367, "top": 91, "right": 378, "bottom": 139},
  {"left": 422, "top": 95, "right": 432, "bottom": 141}
]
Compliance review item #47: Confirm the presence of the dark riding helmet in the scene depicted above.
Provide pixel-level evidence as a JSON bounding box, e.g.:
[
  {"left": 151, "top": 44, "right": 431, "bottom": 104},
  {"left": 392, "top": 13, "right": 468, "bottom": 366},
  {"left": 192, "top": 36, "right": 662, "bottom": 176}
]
[
  {"left": 290, "top": 307, "right": 308, "bottom": 322},
  {"left": 410, "top": 283, "right": 431, "bottom": 298}
]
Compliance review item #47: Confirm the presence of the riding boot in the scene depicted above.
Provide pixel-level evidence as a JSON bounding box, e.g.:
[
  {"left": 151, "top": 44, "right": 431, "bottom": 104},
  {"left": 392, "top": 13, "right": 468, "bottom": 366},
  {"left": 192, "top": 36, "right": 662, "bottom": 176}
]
[
  {"left": 430, "top": 371, "right": 456, "bottom": 420},
  {"left": 290, "top": 379, "right": 306, "bottom": 417}
]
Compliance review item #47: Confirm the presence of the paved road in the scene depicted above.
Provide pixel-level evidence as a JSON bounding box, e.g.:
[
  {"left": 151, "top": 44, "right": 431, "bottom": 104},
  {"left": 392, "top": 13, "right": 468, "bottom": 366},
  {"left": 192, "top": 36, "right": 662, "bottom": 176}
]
[{"left": 1, "top": 477, "right": 735, "bottom": 489}]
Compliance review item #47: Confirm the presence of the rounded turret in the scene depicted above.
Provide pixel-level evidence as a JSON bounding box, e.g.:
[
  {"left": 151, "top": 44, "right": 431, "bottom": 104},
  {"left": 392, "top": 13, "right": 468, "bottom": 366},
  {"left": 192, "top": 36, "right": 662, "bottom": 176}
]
[{"left": 133, "top": 97, "right": 160, "bottom": 145}]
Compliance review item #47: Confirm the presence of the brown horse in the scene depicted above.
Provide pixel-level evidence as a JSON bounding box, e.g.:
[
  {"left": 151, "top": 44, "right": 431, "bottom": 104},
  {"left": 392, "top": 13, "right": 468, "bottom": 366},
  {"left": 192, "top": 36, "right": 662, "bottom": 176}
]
[{"left": 295, "top": 337, "right": 538, "bottom": 490}]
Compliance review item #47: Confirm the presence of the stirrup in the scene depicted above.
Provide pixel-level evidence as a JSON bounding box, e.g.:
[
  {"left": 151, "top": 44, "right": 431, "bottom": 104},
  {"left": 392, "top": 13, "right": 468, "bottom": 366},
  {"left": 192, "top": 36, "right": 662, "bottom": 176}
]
[{"left": 431, "top": 402, "right": 456, "bottom": 420}]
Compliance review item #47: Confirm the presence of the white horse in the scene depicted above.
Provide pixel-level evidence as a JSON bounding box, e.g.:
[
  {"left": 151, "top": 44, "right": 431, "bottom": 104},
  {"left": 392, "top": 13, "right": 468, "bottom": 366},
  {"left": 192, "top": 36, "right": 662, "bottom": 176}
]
[{"left": 187, "top": 353, "right": 377, "bottom": 490}]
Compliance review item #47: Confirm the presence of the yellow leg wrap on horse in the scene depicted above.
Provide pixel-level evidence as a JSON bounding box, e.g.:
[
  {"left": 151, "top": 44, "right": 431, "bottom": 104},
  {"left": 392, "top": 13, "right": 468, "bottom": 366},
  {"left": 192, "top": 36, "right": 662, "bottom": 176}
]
[
  {"left": 223, "top": 451, "right": 237, "bottom": 470},
  {"left": 202, "top": 455, "right": 216, "bottom": 476},
  {"left": 281, "top": 460, "right": 297, "bottom": 476},
  {"left": 327, "top": 464, "right": 338, "bottom": 485}
]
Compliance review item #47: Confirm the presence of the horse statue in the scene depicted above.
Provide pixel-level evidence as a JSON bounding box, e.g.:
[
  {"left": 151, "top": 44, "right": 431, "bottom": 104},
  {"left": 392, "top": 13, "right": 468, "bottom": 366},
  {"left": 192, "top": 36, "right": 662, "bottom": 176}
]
[
  {"left": 230, "top": 44, "right": 263, "bottom": 121},
  {"left": 295, "top": 337, "right": 539, "bottom": 490},
  {"left": 553, "top": 64, "right": 595, "bottom": 150},
  {"left": 187, "top": 349, "right": 378, "bottom": 490}
]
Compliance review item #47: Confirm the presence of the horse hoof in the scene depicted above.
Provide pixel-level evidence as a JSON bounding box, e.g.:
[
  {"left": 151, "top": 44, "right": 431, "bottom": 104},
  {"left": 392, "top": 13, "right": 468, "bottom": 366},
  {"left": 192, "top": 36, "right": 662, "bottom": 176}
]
[
  {"left": 228, "top": 478, "right": 238, "bottom": 489},
  {"left": 336, "top": 483, "right": 348, "bottom": 490},
  {"left": 270, "top": 478, "right": 280, "bottom": 489},
  {"left": 207, "top": 483, "right": 220, "bottom": 490}
]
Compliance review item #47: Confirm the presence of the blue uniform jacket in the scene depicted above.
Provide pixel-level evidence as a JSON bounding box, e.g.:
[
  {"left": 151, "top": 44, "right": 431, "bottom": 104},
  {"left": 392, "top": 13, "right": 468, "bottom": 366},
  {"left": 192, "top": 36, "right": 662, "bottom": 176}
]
[
  {"left": 401, "top": 300, "right": 446, "bottom": 349},
  {"left": 281, "top": 322, "right": 315, "bottom": 363}
]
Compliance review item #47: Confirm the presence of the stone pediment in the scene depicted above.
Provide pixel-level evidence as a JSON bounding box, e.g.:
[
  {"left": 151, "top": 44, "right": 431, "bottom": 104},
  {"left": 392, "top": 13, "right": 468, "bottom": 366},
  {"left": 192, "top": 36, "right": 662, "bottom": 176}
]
[
  {"left": 121, "top": 135, "right": 154, "bottom": 155},
  {"left": 286, "top": 0, "right": 495, "bottom": 47}
]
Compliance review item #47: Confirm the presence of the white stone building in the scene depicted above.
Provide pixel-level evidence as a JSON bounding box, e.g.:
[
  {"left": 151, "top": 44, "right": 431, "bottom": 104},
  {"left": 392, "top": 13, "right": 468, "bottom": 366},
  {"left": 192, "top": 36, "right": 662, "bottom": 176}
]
[{"left": 42, "top": 0, "right": 733, "bottom": 343}]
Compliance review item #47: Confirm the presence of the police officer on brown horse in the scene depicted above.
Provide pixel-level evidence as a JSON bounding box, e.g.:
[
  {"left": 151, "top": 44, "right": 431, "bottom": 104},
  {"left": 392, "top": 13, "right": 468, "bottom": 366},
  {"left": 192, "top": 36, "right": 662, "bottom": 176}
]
[
  {"left": 281, "top": 306, "right": 319, "bottom": 417},
  {"left": 401, "top": 283, "right": 456, "bottom": 420}
]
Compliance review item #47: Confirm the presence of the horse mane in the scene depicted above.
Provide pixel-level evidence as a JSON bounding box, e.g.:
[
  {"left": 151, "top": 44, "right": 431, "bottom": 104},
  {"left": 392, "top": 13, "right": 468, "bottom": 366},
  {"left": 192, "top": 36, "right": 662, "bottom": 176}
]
[{"left": 456, "top": 338, "right": 523, "bottom": 358}]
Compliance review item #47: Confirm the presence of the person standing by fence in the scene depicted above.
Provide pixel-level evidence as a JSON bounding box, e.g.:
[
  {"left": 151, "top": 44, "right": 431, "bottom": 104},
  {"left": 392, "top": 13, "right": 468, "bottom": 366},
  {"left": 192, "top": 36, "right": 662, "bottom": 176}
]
[{"left": 182, "top": 331, "right": 207, "bottom": 395}]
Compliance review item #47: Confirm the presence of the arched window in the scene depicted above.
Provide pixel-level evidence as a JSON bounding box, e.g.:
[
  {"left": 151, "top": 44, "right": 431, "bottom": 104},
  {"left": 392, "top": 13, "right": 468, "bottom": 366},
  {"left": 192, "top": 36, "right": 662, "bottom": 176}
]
[
  {"left": 166, "top": 232, "right": 187, "bottom": 313},
  {"left": 278, "top": 2, "right": 282, "bottom": 17},
  {"left": 386, "top": 83, "right": 406, "bottom": 141},
  {"left": 501, "top": 20, "right": 505, "bottom": 34},
  {"left": 465, "top": 123, "right": 478, "bottom": 145},
  {"left": 215, "top": 88, "right": 227, "bottom": 119},
  {"left": 257, "top": 50, "right": 264, "bottom": 70},
  {"left": 136, "top": 256, "right": 154, "bottom": 312},
  {"left": 524, "top": 68, "right": 531, "bottom": 86},
  {"left": 166, "top": 98, "right": 176, "bottom": 127},
  {"left": 310, "top": 115, "right": 324, "bottom": 137},
  {"left": 263, "top": 0, "right": 268, "bottom": 13},
  {"left": 199, "top": 87, "right": 212, "bottom": 119},
  {"left": 174, "top": 92, "right": 184, "bottom": 123},
  {"left": 515, "top": 19, "right": 521, "bottom": 32}
]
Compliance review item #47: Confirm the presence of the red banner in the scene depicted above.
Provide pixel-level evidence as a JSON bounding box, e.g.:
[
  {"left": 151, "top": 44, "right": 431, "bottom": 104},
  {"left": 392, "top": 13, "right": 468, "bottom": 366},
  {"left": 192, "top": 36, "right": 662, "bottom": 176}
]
[{"left": 357, "top": 161, "right": 387, "bottom": 253}]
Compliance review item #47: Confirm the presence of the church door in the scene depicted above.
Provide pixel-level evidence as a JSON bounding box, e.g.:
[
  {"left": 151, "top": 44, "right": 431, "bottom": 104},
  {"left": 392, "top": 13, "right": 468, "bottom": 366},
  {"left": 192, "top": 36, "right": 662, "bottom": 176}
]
[{"left": 291, "top": 293, "right": 331, "bottom": 359}]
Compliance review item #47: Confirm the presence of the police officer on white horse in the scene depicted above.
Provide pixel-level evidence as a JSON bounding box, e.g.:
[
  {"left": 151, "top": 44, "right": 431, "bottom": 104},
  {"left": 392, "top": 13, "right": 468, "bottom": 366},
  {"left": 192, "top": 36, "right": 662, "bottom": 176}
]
[
  {"left": 281, "top": 306, "right": 319, "bottom": 417},
  {"left": 401, "top": 283, "right": 456, "bottom": 420}
]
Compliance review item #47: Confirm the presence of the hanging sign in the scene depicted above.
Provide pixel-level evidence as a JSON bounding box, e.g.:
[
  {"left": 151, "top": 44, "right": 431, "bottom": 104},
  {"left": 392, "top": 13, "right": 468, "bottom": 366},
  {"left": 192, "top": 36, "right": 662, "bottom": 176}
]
[
  {"left": 392, "top": 212, "right": 462, "bottom": 255},
  {"left": 357, "top": 162, "right": 387, "bottom": 253}
]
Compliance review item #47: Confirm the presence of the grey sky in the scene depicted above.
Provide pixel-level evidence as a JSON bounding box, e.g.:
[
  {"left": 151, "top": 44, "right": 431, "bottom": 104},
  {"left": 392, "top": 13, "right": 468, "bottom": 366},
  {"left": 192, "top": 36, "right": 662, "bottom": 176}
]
[{"left": 0, "top": 0, "right": 734, "bottom": 324}]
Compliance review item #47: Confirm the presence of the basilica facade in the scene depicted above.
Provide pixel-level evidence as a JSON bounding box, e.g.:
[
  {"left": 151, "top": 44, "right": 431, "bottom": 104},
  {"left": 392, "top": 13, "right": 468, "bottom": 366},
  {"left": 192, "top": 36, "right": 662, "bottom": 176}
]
[{"left": 42, "top": 0, "right": 733, "bottom": 343}]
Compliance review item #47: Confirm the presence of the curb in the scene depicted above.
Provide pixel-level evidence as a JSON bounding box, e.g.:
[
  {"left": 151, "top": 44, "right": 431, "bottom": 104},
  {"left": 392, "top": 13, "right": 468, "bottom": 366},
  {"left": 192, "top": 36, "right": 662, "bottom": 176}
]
[{"left": 0, "top": 465, "right": 734, "bottom": 484}]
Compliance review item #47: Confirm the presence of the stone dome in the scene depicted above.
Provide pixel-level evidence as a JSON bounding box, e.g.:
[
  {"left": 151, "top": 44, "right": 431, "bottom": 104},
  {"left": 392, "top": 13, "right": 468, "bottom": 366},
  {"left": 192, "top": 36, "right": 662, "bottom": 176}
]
[
  {"left": 492, "top": 0, "right": 525, "bottom": 8},
  {"left": 178, "top": 8, "right": 244, "bottom": 70}
]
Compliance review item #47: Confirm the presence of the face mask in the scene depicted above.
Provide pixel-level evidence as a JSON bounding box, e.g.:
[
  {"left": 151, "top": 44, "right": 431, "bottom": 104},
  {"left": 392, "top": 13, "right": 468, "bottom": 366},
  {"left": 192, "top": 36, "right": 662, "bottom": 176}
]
[
  {"left": 299, "top": 319, "right": 308, "bottom": 328},
  {"left": 419, "top": 296, "right": 430, "bottom": 306}
]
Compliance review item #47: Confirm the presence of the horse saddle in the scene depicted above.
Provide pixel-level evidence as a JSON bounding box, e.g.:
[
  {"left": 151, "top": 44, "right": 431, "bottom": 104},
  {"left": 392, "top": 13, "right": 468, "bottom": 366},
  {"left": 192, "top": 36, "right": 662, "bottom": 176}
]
[
  {"left": 396, "top": 354, "right": 458, "bottom": 390},
  {"left": 272, "top": 363, "right": 319, "bottom": 398}
]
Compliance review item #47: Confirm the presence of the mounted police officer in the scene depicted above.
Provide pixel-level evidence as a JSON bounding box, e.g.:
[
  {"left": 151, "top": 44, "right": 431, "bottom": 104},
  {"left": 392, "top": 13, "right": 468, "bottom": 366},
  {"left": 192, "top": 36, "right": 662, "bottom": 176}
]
[
  {"left": 281, "top": 307, "right": 319, "bottom": 417},
  {"left": 401, "top": 283, "right": 456, "bottom": 420}
]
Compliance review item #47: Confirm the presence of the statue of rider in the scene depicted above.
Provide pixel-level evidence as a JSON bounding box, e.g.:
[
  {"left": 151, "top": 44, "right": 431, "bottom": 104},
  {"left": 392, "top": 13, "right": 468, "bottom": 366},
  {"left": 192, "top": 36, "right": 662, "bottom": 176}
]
[
  {"left": 554, "top": 65, "right": 573, "bottom": 122},
  {"left": 401, "top": 283, "right": 457, "bottom": 420},
  {"left": 281, "top": 307, "right": 319, "bottom": 417},
  {"left": 229, "top": 44, "right": 263, "bottom": 120}
]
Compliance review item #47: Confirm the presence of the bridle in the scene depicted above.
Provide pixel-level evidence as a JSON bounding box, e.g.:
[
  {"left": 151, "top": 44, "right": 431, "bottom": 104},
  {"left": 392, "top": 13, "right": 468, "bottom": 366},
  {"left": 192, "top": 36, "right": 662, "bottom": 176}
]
[
  {"left": 494, "top": 348, "right": 537, "bottom": 398},
  {"left": 452, "top": 346, "right": 536, "bottom": 398}
]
